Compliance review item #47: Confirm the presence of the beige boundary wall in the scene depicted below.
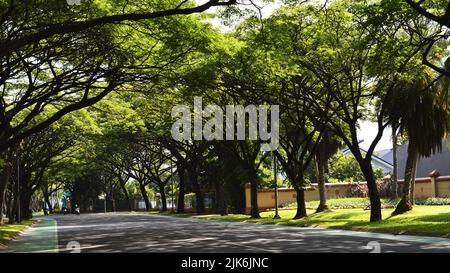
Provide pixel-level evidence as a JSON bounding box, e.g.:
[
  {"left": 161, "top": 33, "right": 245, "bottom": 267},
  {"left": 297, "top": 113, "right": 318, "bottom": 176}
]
[
  {"left": 398, "top": 172, "right": 450, "bottom": 199},
  {"left": 244, "top": 172, "right": 450, "bottom": 214},
  {"left": 244, "top": 182, "right": 365, "bottom": 214}
]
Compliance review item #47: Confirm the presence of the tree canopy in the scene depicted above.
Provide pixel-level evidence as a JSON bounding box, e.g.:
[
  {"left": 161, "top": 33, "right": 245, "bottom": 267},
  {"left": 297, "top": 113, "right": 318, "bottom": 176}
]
[{"left": 1, "top": 0, "right": 450, "bottom": 225}]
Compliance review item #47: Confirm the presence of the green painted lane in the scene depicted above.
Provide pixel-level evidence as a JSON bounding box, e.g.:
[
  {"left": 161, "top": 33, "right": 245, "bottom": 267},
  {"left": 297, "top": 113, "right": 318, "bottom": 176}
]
[{"left": 2, "top": 217, "right": 58, "bottom": 253}]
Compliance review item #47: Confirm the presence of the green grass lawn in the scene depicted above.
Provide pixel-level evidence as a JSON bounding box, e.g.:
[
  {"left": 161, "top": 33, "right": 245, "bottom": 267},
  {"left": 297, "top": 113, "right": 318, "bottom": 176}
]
[
  {"left": 32, "top": 211, "right": 45, "bottom": 217},
  {"left": 0, "top": 219, "right": 36, "bottom": 247},
  {"left": 191, "top": 206, "right": 450, "bottom": 237},
  {"left": 301, "top": 197, "right": 398, "bottom": 209},
  {"left": 119, "top": 201, "right": 450, "bottom": 237}
]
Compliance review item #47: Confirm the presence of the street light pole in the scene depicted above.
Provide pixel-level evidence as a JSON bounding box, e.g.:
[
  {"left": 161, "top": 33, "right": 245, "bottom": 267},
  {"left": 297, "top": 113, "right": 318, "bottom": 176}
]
[
  {"left": 103, "top": 193, "right": 107, "bottom": 214},
  {"left": 273, "top": 152, "right": 280, "bottom": 219},
  {"left": 171, "top": 160, "right": 175, "bottom": 213}
]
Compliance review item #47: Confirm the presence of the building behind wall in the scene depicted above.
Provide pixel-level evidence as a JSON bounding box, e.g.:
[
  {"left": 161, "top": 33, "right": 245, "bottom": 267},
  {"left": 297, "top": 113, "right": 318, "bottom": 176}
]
[
  {"left": 397, "top": 139, "right": 450, "bottom": 179},
  {"left": 342, "top": 148, "right": 394, "bottom": 175}
]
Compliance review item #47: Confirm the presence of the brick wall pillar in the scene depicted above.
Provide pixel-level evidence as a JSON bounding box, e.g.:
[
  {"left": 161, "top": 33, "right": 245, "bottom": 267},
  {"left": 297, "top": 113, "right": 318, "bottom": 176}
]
[
  {"left": 244, "top": 183, "right": 251, "bottom": 215},
  {"left": 429, "top": 170, "right": 440, "bottom": 198}
]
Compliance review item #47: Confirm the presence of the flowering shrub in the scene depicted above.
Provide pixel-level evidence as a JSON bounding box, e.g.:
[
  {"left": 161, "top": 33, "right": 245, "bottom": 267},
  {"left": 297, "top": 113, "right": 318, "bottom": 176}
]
[
  {"left": 284, "top": 198, "right": 398, "bottom": 209},
  {"left": 348, "top": 182, "right": 368, "bottom": 197},
  {"left": 376, "top": 179, "right": 392, "bottom": 198},
  {"left": 347, "top": 180, "right": 393, "bottom": 199}
]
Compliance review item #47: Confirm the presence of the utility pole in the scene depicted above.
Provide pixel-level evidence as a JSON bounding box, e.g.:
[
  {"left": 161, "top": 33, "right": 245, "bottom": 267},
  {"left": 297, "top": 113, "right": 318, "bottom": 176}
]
[
  {"left": 273, "top": 152, "right": 280, "bottom": 219},
  {"left": 101, "top": 193, "right": 106, "bottom": 214}
]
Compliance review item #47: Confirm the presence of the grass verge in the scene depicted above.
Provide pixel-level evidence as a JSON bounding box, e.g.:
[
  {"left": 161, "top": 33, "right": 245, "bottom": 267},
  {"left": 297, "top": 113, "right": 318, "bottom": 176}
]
[
  {"left": 115, "top": 204, "right": 450, "bottom": 237},
  {"left": 192, "top": 206, "right": 450, "bottom": 237},
  {"left": 0, "top": 219, "right": 36, "bottom": 247}
]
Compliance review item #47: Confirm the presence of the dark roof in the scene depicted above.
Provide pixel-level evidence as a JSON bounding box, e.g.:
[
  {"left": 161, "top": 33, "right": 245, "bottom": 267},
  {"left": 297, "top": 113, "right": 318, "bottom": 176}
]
[
  {"left": 342, "top": 147, "right": 393, "bottom": 167},
  {"left": 397, "top": 139, "right": 450, "bottom": 179},
  {"left": 375, "top": 148, "right": 393, "bottom": 165}
]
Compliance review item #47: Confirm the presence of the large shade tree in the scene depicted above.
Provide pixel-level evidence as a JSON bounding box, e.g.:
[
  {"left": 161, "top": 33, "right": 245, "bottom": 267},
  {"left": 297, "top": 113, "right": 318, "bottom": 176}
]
[
  {"left": 222, "top": 0, "right": 437, "bottom": 222},
  {"left": 0, "top": 0, "right": 239, "bottom": 223}
]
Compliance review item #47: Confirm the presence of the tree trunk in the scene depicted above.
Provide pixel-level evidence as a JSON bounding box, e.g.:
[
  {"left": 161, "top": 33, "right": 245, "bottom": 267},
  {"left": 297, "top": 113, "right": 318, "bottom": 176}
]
[
  {"left": 360, "top": 160, "right": 382, "bottom": 222},
  {"left": 9, "top": 194, "right": 17, "bottom": 224},
  {"left": 218, "top": 178, "right": 228, "bottom": 216},
  {"left": 108, "top": 196, "right": 116, "bottom": 212},
  {"left": 120, "top": 180, "right": 133, "bottom": 211},
  {"left": 20, "top": 189, "right": 32, "bottom": 220},
  {"left": 293, "top": 185, "right": 307, "bottom": 219},
  {"left": 107, "top": 194, "right": 116, "bottom": 213},
  {"left": 213, "top": 178, "right": 221, "bottom": 214},
  {"left": 6, "top": 188, "right": 13, "bottom": 222},
  {"left": 139, "top": 182, "right": 151, "bottom": 211},
  {"left": 249, "top": 171, "right": 260, "bottom": 219},
  {"left": 187, "top": 166, "right": 205, "bottom": 213},
  {"left": 177, "top": 166, "right": 185, "bottom": 213},
  {"left": 19, "top": 170, "right": 33, "bottom": 220},
  {"left": 315, "top": 155, "right": 329, "bottom": 213},
  {"left": 213, "top": 178, "right": 227, "bottom": 216},
  {"left": 43, "top": 189, "right": 53, "bottom": 214},
  {"left": 392, "top": 124, "right": 398, "bottom": 199},
  {"left": 159, "top": 184, "right": 167, "bottom": 212},
  {"left": 0, "top": 184, "right": 7, "bottom": 225},
  {"left": 0, "top": 155, "right": 11, "bottom": 226},
  {"left": 393, "top": 141, "right": 418, "bottom": 215},
  {"left": 409, "top": 154, "right": 418, "bottom": 204},
  {"left": 219, "top": 185, "right": 228, "bottom": 216},
  {"left": 217, "top": 143, "right": 228, "bottom": 216}
]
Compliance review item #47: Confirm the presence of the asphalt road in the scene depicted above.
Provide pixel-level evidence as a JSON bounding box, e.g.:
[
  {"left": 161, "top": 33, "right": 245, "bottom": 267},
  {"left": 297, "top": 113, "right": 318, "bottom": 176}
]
[{"left": 42, "top": 213, "right": 450, "bottom": 253}]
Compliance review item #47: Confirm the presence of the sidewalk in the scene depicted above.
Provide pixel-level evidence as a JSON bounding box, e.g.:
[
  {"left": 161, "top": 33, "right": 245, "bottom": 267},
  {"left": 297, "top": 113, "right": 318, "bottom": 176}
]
[{"left": 1, "top": 217, "right": 58, "bottom": 253}]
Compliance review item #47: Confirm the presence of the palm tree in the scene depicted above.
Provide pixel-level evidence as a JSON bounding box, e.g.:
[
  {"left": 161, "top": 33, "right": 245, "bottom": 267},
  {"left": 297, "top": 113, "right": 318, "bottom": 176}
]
[
  {"left": 388, "top": 65, "right": 449, "bottom": 215},
  {"left": 315, "top": 129, "right": 341, "bottom": 213}
]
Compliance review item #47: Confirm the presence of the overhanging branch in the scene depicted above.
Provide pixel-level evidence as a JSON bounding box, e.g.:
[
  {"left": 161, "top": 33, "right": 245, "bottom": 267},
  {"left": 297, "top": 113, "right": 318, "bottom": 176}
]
[{"left": 0, "top": 0, "right": 237, "bottom": 57}]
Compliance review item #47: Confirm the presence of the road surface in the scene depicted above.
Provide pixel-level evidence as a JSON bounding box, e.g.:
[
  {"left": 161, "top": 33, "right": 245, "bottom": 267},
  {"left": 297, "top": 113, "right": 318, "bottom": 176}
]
[{"left": 4, "top": 213, "right": 450, "bottom": 253}]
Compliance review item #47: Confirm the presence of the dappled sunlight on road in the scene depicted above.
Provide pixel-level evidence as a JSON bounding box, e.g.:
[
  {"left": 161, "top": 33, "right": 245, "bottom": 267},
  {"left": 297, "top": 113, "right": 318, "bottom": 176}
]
[{"left": 46, "top": 213, "right": 450, "bottom": 253}]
